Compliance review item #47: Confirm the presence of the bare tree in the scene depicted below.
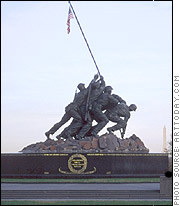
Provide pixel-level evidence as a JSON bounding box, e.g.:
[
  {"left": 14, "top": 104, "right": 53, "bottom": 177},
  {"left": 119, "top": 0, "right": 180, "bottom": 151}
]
[{"left": 167, "top": 135, "right": 172, "bottom": 171}]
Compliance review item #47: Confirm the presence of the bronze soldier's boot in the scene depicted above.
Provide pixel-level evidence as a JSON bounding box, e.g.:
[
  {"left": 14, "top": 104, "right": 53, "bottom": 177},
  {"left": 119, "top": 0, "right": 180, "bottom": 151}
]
[
  {"left": 56, "top": 134, "right": 61, "bottom": 140},
  {"left": 107, "top": 127, "right": 114, "bottom": 134},
  {"left": 107, "top": 124, "right": 121, "bottom": 133},
  {"left": 75, "top": 135, "right": 82, "bottom": 140},
  {"left": 91, "top": 131, "right": 99, "bottom": 138},
  {"left": 45, "top": 131, "right": 51, "bottom": 139}
]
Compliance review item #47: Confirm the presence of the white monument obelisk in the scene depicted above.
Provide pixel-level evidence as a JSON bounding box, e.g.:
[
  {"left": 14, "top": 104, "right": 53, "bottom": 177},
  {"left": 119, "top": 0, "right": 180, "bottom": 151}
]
[{"left": 163, "top": 125, "right": 167, "bottom": 152}]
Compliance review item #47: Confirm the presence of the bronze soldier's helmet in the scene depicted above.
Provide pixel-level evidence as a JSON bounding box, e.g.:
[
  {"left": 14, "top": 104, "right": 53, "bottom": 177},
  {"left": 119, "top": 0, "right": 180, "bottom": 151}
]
[
  {"left": 129, "top": 104, "right": 137, "bottom": 111},
  {"left": 77, "top": 83, "right": 85, "bottom": 91},
  {"left": 104, "top": 86, "right": 113, "bottom": 93}
]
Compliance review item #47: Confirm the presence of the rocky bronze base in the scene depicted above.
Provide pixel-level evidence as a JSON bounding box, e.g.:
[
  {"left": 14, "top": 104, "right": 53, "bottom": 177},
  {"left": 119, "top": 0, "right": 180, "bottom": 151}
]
[{"left": 20, "top": 134, "right": 149, "bottom": 153}]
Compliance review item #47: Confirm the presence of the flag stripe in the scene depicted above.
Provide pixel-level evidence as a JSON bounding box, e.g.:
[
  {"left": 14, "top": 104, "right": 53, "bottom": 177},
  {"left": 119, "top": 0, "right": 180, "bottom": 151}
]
[{"left": 67, "top": 7, "right": 74, "bottom": 34}]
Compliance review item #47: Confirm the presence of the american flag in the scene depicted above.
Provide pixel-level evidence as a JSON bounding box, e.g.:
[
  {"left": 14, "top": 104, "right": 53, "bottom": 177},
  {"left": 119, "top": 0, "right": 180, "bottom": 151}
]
[{"left": 67, "top": 7, "right": 74, "bottom": 34}]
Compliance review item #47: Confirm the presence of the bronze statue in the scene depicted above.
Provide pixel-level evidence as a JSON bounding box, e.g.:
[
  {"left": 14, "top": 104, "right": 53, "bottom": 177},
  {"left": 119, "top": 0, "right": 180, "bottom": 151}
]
[
  {"left": 75, "top": 75, "right": 106, "bottom": 139},
  {"left": 45, "top": 74, "right": 99, "bottom": 139},
  {"left": 89, "top": 86, "right": 119, "bottom": 137},
  {"left": 56, "top": 75, "right": 106, "bottom": 140},
  {"left": 45, "top": 74, "right": 137, "bottom": 140},
  {"left": 105, "top": 103, "right": 137, "bottom": 138}
]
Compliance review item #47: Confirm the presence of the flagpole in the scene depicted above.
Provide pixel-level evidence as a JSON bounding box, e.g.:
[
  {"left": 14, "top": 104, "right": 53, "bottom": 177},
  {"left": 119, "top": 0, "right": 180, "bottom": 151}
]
[{"left": 68, "top": 1, "right": 101, "bottom": 76}]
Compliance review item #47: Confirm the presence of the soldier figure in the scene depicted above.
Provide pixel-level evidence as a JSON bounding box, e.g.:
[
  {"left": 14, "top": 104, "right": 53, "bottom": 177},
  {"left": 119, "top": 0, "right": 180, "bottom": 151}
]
[
  {"left": 45, "top": 74, "right": 99, "bottom": 139},
  {"left": 45, "top": 72, "right": 136, "bottom": 140},
  {"left": 75, "top": 75, "right": 106, "bottom": 139},
  {"left": 105, "top": 103, "right": 137, "bottom": 138},
  {"left": 89, "top": 86, "right": 119, "bottom": 137},
  {"left": 57, "top": 75, "right": 106, "bottom": 140}
]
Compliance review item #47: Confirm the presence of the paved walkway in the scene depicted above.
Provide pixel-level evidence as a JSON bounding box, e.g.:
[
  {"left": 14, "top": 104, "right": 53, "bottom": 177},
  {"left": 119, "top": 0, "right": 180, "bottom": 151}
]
[
  {"left": 2, "top": 183, "right": 160, "bottom": 191},
  {"left": 1, "top": 183, "right": 172, "bottom": 201}
]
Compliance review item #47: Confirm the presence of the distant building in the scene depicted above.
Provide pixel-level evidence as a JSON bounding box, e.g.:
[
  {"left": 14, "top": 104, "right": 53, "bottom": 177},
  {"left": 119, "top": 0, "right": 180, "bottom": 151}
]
[{"left": 163, "top": 125, "right": 167, "bottom": 153}]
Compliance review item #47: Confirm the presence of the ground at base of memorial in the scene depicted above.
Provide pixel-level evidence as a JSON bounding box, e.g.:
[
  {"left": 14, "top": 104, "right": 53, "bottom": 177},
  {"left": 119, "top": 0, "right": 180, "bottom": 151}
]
[
  {"left": 1, "top": 200, "right": 172, "bottom": 205},
  {"left": 1, "top": 177, "right": 160, "bottom": 183}
]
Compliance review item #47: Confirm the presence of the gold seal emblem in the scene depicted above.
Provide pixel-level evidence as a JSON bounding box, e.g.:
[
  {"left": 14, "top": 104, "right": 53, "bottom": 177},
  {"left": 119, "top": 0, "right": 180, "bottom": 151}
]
[
  {"left": 68, "top": 154, "right": 87, "bottom": 174},
  {"left": 59, "top": 153, "right": 96, "bottom": 174}
]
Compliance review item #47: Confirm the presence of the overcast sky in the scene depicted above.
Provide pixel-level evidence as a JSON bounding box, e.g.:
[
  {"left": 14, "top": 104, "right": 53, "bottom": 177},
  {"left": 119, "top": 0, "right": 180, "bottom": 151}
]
[{"left": 1, "top": 1, "right": 172, "bottom": 153}]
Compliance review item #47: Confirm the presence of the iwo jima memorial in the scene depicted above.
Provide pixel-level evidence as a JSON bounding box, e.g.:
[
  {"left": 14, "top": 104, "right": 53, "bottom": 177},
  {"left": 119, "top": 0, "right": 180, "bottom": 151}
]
[{"left": 2, "top": 2, "right": 168, "bottom": 178}]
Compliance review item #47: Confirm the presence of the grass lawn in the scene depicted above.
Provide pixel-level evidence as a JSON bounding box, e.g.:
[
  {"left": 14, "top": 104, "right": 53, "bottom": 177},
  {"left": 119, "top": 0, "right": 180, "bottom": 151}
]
[
  {"left": 1, "top": 177, "right": 160, "bottom": 183},
  {"left": 1, "top": 200, "right": 172, "bottom": 205}
]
